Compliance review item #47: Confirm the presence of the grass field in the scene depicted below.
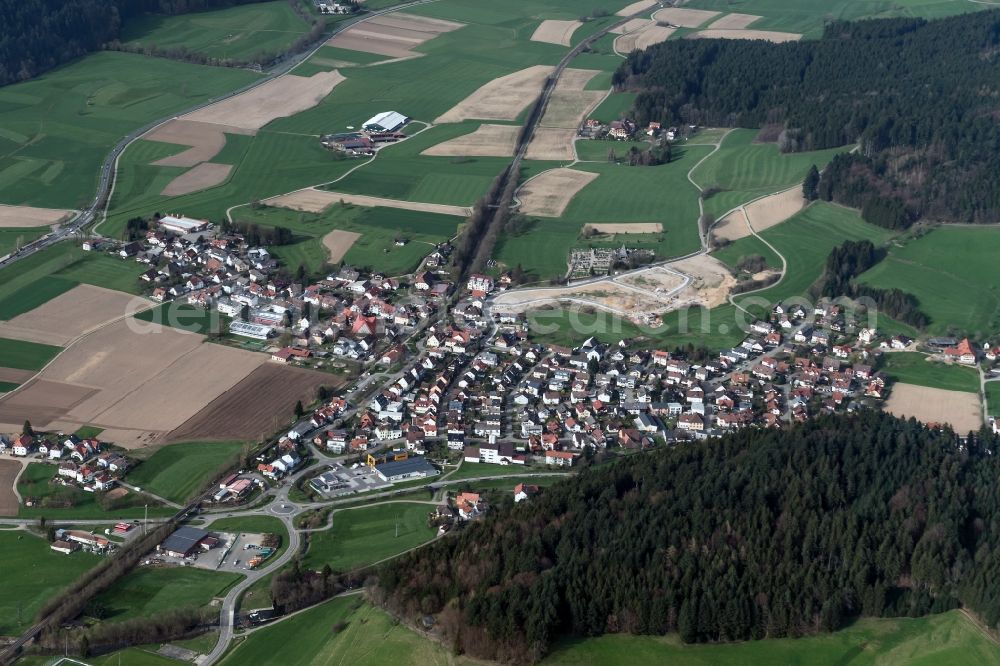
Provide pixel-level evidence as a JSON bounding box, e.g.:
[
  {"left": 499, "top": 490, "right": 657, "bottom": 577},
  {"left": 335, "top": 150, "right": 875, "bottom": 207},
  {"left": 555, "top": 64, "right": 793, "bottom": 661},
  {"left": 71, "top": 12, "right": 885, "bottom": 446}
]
[
  {"left": 444, "top": 461, "right": 569, "bottom": 482},
  {"left": 857, "top": 226, "right": 1000, "bottom": 337},
  {"left": 712, "top": 233, "right": 782, "bottom": 274},
  {"left": 136, "top": 302, "right": 230, "bottom": 337},
  {"left": 128, "top": 441, "right": 246, "bottom": 504},
  {"left": 16, "top": 463, "right": 173, "bottom": 520},
  {"left": 987, "top": 382, "right": 1000, "bottom": 418},
  {"left": 588, "top": 93, "right": 636, "bottom": 124},
  {"left": 302, "top": 502, "right": 436, "bottom": 572},
  {"left": 0, "top": 337, "right": 60, "bottom": 370},
  {"left": 879, "top": 352, "right": 980, "bottom": 394},
  {"left": 93, "top": 566, "right": 243, "bottom": 622},
  {"left": 0, "top": 51, "right": 259, "bottom": 209},
  {"left": 121, "top": 1, "right": 310, "bottom": 61},
  {"left": 0, "top": 530, "right": 101, "bottom": 636},
  {"left": 575, "top": 138, "right": 649, "bottom": 162},
  {"left": 692, "top": 129, "right": 849, "bottom": 219},
  {"left": 0, "top": 227, "right": 48, "bottom": 256}
]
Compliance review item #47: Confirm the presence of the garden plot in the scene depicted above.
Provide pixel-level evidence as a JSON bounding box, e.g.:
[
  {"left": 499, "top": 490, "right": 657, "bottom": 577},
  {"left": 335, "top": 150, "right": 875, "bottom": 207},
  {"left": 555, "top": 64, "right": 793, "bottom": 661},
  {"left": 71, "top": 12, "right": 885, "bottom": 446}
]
[
  {"left": 322, "top": 229, "right": 362, "bottom": 263},
  {"left": 145, "top": 119, "right": 254, "bottom": 168},
  {"left": 326, "top": 12, "right": 463, "bottom": 59},
  {"left": 707, "top": 13, "right": 762, "bottom": 30},
  {"left": 652, "top": 7, "right": 720, "bottom": 27},
  {"left": 264, "top": 188, "right": 472, "bottom": 217},
  {"left": 434, "top": 65, "right": 554, "bottom": 123},
  {"left": 689, "top": 29, "right": 802, "bottom": 43},
  {"left": 518, "top": 168, "right": 599, "bottom": 217},
  {"left": 0, "top": 204, "right": 72, "bottom": 228},
  {"left": 530, "top": 19, "right": 582, "bottom": 46},
  {"left": 421, "top": 124, "right": 518, "bottom": 158},
  {"left": 885, "top": 383, "right": 982, "bottom": 434},
  {"left": 160, "top": 162, "right": 233, "bottom": 196},
  {"left": 0, "top": 284, "right": 147, "bottom": 347}
]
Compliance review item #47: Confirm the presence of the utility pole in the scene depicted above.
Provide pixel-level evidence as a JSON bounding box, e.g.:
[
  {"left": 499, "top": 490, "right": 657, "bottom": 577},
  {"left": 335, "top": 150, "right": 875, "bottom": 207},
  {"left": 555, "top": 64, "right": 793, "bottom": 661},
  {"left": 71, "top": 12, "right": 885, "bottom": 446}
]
[{"left": 144, "top": 504, "right": 148, "bottom": 536}]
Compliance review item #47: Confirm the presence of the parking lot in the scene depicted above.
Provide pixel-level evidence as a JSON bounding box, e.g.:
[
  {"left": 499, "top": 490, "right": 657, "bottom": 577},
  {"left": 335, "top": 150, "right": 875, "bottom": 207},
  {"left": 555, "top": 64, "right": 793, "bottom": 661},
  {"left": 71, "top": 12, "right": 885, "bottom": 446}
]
[{"left": 308, "top": 462, "right": 392, "bottom": 498}]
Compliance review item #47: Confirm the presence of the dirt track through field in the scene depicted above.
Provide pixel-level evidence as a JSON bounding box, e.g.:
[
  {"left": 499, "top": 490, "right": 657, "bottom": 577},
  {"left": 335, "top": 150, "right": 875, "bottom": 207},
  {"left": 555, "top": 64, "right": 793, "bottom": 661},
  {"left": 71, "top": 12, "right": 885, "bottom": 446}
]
[
  {"left": 689, "top": 28, "right": 802, "bottom": 43},
  {"left": 518, "top": 168, "right": 598, "bottom": 217},
  {"left": 707, "top": 13, "right": 761, "bottom": 29},
  {"left": 160, "top": 162, "right": 233, "bottom": 196},
  {"left": 327, "top": 12, "right": 463, "bottom": 58},
  {"left": 322, "top": 229, "right": 362, "bottom": 262},
  {"left": 652, "top": 7, "right": 720, "bottom": 27},
  {"left": 264, "top": 188, "right": 472, "bottom": 217},
  {"left": 421, "top": 124, "right": 519, "bottom": 157},
  {"left": 0, "top": 284, "right": 148, "bottom": 346},
  {"left": 435, "top": 65, "right": 554, "bottom": 123},
  {"left": 885, "top": 383, "right": 982, "bottom": 434},
  {"left": 145, "top": 119, "right": 256, "bottom": 168},
  {"left": 0, "top": 204, "right": 72, "bottom": 228},
  {"left": 164, "top": 364, "right": 342, "bottom": 443},
  {"left": 0, "top": 459, "right": 18, "bottom": 516},
  {"left": 531, "top": 19, "right": 582, "bottom": 46}
]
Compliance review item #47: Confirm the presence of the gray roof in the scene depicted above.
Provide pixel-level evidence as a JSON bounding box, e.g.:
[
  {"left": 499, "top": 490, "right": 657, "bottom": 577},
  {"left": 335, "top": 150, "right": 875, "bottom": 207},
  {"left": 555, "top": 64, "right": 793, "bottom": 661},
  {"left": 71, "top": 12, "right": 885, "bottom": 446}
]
[
  {"left": 161, "top": 526, "right": 208, "bottom": 555},
  {"left": 376, "top": 456, "right": 439, "bottom": 479}
]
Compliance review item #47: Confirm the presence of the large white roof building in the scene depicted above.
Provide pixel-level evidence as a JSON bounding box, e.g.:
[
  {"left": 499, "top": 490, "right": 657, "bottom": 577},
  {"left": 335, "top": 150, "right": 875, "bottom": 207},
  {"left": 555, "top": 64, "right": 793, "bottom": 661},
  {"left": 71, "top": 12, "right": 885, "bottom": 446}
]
[{"left": 362, "top": 111, "right": 409, "bottom": 132}]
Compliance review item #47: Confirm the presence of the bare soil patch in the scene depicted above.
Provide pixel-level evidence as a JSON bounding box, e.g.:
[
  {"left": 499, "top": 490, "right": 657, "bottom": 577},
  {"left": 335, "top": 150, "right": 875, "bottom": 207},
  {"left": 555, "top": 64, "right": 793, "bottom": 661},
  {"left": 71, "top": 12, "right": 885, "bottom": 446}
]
[
  {"left": 668, "top": 254, "right": 738, "bottom": 309},
  {"left": 531, "top": 19, "right": 581, "bottom": 46},
  {"left": 583, "top": 223, "right": 663, "bottom": 234},
  {"left": 689, "top": 29, "right": 802, "bottom": 43},
  {"left": 885, "top": 383, "right": 983, "bottom": 434},
  {"left": 494, "top": 281, "right": 658, "bottom": 316},
  {"left": 713, "top": 209, "right": 751, "bottom": 242},
  {"left": 525, "top": 128, "right": 577, "bottom": 161},
  {"left": 615, "top": 23, "right": 676, "bottom": 52},
  {"left": 745, "top": 187, "right": 805, "bottom": 233},
  {"left": 164, "top": 364, "right": 342, "bottom": 443},
  {"left": 265, "top": 188, "right": 471, "bottom": 217},
  {"left": 421, "top": 123, "right": 518, "bottom": 157},
  {"left": 0, "top": 368, "right": 34, "bottom": 384},
  {"left": 435, "top": 65, "right": 554, "bottom": 123},
  {"left": 184, "top": 71, "right": 346, "bottom": 131},
  {"left": 652, "top": 7, "right": 720, "bottom": 27},
  {"left": 612, "top": 18, "right": 652, "bottom": 34},
  {"left": 326, "top": 12, "right": 463, "bottom": 58},
  {"left": 541, "top": 91, "right": 606, "bottom": 128},
  {"left": 160, "top": 162, "right": 233, "bottom": 196},
  {"left": 707, "top": 13, "right": 762, "bottom": 29},
  {"left": 0, "top": 380, "right": 98, "bottom": 426},
  {"left": 0, "top": 459, "right": 19, "bottom": 516},
  {"left": 145, "top": 119, "right": 255, "bottom": 168},
  {"left": 322, "top": 229, "right": 361, "bottom": 263},
  {"left": 518, "top": 168, "right": 598, "bottom": 218},
  {"left": 617, "top": 0, "right": 659, "bottom": 16},
  {"left": 0, "top": 284, "right": 147, "bottom": 346},
  {"left": 0, "top": 204, "right": 72, "bottom": 228}
]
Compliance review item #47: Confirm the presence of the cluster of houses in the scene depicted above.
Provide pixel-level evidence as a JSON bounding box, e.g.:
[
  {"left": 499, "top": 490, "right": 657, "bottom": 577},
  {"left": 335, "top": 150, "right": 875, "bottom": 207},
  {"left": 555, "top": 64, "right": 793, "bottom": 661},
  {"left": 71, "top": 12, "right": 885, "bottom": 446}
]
[
  {"left": 1, "top": 434, "right": 127, "bottom": 495},
  {"left": 51, "top": 529, "right": 115, "bottom": 555}
]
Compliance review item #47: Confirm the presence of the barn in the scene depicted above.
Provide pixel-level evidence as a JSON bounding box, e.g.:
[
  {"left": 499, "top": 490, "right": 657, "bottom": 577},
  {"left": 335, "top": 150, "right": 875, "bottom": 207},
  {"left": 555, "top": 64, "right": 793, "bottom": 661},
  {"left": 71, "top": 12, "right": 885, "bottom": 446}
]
[{"left": 362, "top": 111, "right": 409, "bottom": 133}]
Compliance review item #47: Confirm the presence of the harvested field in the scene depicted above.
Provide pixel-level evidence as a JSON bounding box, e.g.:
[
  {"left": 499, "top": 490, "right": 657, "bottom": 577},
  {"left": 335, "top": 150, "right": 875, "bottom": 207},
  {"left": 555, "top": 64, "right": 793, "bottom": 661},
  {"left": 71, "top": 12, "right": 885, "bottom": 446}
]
[
  {"left": 617, "top": 0, "right": 659, "bottom": 16},
  {"left": 0, "top": 284, "right": 147, "bottom": 347},
  {"left": 160, "top": 162, "right": 233, "bottom": 196},
  {"left": 651, "top": 7, "right": 720, "bottom": 27},
  {"left": 583, "top": 223, "right": 663, "bottom": 234},
  {"left": 615, "top": 23, "right": 676, "bottom": 53},
  {"left": 183, "top": 71, "right": 346, "bottom": 131},
  {"left": 885, "top": 383, "right": 982, "bottom": 434},
  {"left": 164, "top": 364, "right": 342, "bottom": 443},
  {"left": 745, "top": 187, "right": 805, "bottom": 233},
  {"left": 689, "top": 29, "right": 802, "bottom": 43},
  {"left": 611, "top": 18, "right": 652, "bottom": 34},
  {"left": 420, "top": 123, "right": 518, "bottom": 157},
  {"left": 518, "top": 168, "right": 599, "bottom": 218},
  {"left": 525, "top": 128, "right": 577, "bottom": 161},
  {"left": 713, "top": 210, "right": 751, "bottom": 242},
  {"left": 0, "top": 459, "right": 18, "bottom": 516},
  {"left": 145, "top": 119, "right": 255, "bottom": 168},
  {"left": 531, "top": 19, "right": 581, "bottom": 46},
  {"left": 707, "top": 13, "right": 762, "bottom": 30},
  {"left": 0, "top": 204, "right": 72, "bottom": 228},
  {"left": 434, "top": 65, "right": 554, "bottom": 123},
  {"left": 557, "top": 68, "right": 601, "bottom": 91},
  {"left": 0, "top": 321, "right": 264, "bottom": 445},
  {"left": 264, "top": 188, "right": 472, "bottom": 217},
  {"left": 322, "top": 229, "right": 361, "bottom": 263},
  {"left": 0, "top": 368, "right": 34, "bottom": 384},
  {"left": 326, "top": 12, "right": 463, "bottom": 58},
  {"left": 541, "top": 90, "right": 606, "bottom": 128}
]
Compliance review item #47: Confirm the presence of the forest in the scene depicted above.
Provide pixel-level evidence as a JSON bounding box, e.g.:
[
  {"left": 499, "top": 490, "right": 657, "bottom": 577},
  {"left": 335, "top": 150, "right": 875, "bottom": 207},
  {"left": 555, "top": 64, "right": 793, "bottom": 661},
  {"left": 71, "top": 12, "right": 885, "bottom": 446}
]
[
  {"left": 374, "top": 411, "right": 1000, "bottom": 663},
  {"left": 615, "top": 12, "right": 1000, "bottom": 225},
  {"left": 0, "top": 0, "right": 274, "bottom": 86}
]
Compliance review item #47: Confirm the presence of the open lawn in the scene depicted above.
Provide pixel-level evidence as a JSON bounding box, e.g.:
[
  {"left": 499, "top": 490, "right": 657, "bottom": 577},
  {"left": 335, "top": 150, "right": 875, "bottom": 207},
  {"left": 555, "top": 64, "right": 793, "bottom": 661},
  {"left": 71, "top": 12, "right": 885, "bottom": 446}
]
[
  {"left": 121, "top": 1, "right": 310, "bottom": 61},
  {"left": 880, "top": 352, "right": 980, "bottom": 394},
  {"left": 128, "top": 441, "right": 246, "bottom": 504},
  {"left": 857, "top": 226, "right": 1000, "bottom": 337},
  {"left": 136, "top": 302, "right": 230, "bottom": 337},
  {"left": 712, "top": 233, "right": 781, "bottom": 274},
  {"left": 93, "top": 566, "right": 243, "bottom": 622},
  {"left": 987, "top": 382, "right": 1000, "bottom": 418},
  {"left": 0, "top": 227, "right": 48, "bottom": 256},
  {"left": 0, "top": 337, "right": 60, "bottom": 371},
  {"left": 0, "top": 51, "right": 259, "bottom": 209},
  {"left": 16, "top": 462, "right": 172, "bottom": 520},
  {"left": 302, "top": 502, "right": 436, "bottom": 573},
  {"left": 0, "top": 530, "right": 101, "bottom": 636}
]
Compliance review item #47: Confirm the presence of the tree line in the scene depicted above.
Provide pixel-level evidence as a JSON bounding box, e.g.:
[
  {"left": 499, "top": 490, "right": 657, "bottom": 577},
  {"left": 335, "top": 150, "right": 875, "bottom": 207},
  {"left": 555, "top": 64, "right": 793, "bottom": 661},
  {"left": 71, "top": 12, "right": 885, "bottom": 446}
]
[
  {"left": 374, "top": 411, "right": 1000, "bottom": 663},
  {"left": 615, "top": 11, "right": 1000, "bottom": 226}
]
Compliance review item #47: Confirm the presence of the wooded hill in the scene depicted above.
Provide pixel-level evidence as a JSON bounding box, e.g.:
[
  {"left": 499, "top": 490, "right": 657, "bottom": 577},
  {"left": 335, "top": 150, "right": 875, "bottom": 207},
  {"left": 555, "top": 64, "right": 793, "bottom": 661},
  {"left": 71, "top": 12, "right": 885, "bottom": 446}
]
[
  {"left": 614, "top": 12, "right": 1000, "bottom": 226},
  {"left": 375, "top": 412, "right": 1000, "bottom": 663}
]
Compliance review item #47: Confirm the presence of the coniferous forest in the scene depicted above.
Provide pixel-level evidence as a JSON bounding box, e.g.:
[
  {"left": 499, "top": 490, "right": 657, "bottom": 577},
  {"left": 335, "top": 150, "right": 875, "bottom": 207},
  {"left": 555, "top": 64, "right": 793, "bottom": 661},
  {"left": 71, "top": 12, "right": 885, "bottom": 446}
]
[
  {"left": 615, "top": 12, "right": 1000, "bottom": 226},
  {"left": 375, "top": 412, "right": 1000, "bottom": 663}
]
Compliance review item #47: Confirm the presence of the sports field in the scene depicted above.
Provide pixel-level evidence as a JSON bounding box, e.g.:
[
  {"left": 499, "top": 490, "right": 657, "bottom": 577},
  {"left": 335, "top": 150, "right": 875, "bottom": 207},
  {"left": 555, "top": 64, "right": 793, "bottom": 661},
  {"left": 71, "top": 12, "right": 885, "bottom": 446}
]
[
  {"left": 92, "top": 566, "right": 243, "bottom": 622},
  {"left": 0, "top": 52, "right": 259, "bottom": 209},
  {"left": 120, "top": 1, "right": 310, "bottom": 61},
  {"left": 0, "top": 530, "right": 101, "bottom": 636},
  {"left": 857, "top": 226, "right": 1000, "bottom": 337},
  {"left": 880, "top": 352, "right": 980, "bottom": 394},
  {"left": 128, "top": 441, "right": 246, "bottom": 504},
  {"left": 302, "top": 502, "right": 436, "bottom": 572}
]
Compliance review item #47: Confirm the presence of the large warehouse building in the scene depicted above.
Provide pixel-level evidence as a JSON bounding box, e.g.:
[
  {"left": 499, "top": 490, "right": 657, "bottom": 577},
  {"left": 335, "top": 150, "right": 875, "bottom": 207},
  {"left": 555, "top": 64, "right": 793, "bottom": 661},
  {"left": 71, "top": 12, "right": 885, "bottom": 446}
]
[{"left": 362, "top": 111, "right": 409, "bottom": 133}]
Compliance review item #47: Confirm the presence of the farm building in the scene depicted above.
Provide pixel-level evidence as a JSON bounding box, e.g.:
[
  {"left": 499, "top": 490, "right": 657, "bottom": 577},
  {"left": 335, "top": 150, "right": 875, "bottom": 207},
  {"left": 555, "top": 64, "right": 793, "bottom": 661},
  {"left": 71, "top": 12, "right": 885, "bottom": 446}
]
[
  {"left": 159, "top": 526, "right": 216, "bottom": 558},
  {"left": 363, "top": 111, "right": 409, "bottom": 133},
  {"left": 373, "top": 455, "right": 439, "bottom": 483},
  {"left": 229, "top": 321, "right": 274, "bottom": 340},
  {"left": 159, "top": 215, "right": 210, "bottom": 235}
]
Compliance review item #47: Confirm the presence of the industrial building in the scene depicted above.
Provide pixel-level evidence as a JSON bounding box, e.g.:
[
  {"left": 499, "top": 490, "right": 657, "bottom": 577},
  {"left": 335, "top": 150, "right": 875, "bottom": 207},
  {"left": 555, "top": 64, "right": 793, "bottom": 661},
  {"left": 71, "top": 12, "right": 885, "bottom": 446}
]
[
  {"left": 159, "top": 526, "right": 217, "bottom": 558},
  {"left": 159, "top": 215, "right": 210, "bottom": 235},
  {"left": 362, "top": 111, "right": 409, "bottom": 133},
  {"left": 373, "top": 455, "right": 439, "bottom": 483},
  {"left": 229, "top": 321, "right": 274, "bottom": 340}
]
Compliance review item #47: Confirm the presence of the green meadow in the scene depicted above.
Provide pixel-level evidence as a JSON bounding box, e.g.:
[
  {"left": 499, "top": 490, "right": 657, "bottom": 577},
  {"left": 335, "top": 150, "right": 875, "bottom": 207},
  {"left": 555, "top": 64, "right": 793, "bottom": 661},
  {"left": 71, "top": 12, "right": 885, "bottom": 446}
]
[
  {"left": 880, "top": 352, "right": 980, "bottom": 394},
  {"left": 0, "top": 51, "right": 259, "bottom": 209},
  {"left": 0, "top": 227, "right": 48, "bottom": 256},
  {"left": 302, "top": 502, "right": 436, "bottom": 572},
  {"left": 128, "top": 441, "right": 246, "bottom": 504},
  {"left": 0, "top": 337, "right": 60, "bottom": 371},
  {"left": 120, "top": 1, "right": 310, "bottom": 61},
  {"left": 712, "top": 233, "right": 782, "bottom": 274},
  {"left": 857, "top": 226, "right": 1000, "bottom": 337},
  {"left": 92, "top": 566, "right": 243, "bottom": 622},
  {"left": 986, "top": 382, "right": 1000, "bottom": 418}
]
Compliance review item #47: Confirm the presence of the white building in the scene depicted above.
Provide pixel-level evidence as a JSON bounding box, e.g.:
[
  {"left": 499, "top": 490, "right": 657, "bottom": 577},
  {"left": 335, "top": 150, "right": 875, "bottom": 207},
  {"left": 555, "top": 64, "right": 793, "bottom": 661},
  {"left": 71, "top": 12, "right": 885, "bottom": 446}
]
[
  {"left": 159, "top": 215, "right": 210, "bottom": 235},
  {"left": 362, "top": 111, "right": 409, "bottom": 132}
]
